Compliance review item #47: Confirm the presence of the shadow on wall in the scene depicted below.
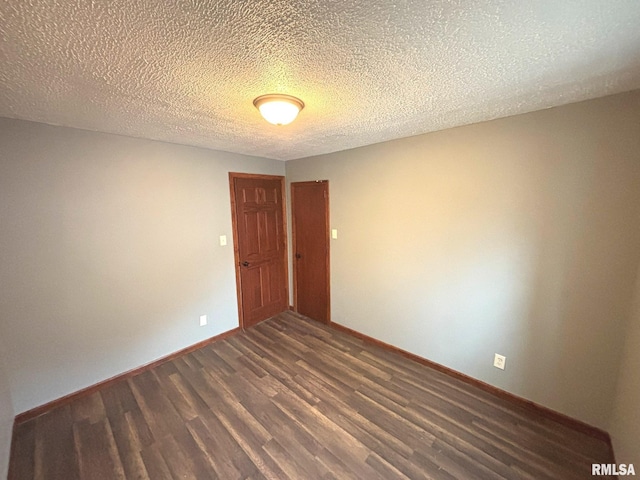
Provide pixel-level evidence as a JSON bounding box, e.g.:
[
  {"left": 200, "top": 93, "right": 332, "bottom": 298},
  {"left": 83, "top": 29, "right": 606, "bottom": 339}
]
[{"left": 519, "top": 133, "right": 640, "bottom": 424}]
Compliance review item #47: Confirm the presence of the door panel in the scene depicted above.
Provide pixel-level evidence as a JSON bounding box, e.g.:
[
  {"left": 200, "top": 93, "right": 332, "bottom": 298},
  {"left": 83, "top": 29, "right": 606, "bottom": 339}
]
[
  {"left": 292, "top": 181, "right": 330, "bottom": 323},
  {"left": 230, "top": 174, "right": 288, "bottom": 329}
]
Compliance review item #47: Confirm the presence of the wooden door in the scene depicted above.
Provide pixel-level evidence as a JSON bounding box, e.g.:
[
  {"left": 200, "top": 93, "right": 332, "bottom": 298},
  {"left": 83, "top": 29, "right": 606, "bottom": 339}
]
[
  {"left": 230, "top": 173, "right": 288, "bottom": 329},
  {"left": 292, "top": 181, "right": 330, "bottom": 323}
]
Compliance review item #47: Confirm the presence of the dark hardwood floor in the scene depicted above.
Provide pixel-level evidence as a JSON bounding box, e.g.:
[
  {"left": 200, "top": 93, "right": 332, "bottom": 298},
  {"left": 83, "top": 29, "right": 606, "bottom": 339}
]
[{"left": 9, "top": 312, "right": 614, "bottom": 479}]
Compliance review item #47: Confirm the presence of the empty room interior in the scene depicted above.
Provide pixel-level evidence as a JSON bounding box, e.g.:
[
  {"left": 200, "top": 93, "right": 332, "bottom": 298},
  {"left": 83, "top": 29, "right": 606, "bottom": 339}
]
[{"left": 1, "top": 1, "right": 640, "bottom": 479}]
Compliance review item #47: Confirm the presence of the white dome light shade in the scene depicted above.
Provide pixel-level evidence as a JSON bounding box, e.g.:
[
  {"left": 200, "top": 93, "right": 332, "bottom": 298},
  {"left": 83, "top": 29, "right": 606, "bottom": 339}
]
[{"left": 253, "top": 94, "right": 304, "bottom": 125}]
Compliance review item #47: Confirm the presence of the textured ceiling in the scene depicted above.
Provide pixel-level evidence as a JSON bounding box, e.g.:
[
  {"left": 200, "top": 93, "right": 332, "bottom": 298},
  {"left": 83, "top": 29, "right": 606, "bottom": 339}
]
[{"left": 1, "top": 1, "right": 640, "bottom": 161}]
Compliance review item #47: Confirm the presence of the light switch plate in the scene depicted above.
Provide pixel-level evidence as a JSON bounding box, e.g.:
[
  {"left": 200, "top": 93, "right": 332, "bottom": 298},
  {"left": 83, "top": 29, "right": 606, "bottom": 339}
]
[
  {"left": 494, "top": 353, "right": 506, "bottom": 370},
  {"left": 331, "top": 229, "right": 338, "bottom": 239},
  {"left": 219, "top": 235, "right": 227, "bottom": 246}
]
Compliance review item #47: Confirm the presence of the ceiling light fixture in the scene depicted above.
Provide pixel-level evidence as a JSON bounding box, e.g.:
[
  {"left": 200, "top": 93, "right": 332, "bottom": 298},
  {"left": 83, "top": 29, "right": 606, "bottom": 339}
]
[{"left": 253, "top": 94, "right": 304, "bottom": 125}]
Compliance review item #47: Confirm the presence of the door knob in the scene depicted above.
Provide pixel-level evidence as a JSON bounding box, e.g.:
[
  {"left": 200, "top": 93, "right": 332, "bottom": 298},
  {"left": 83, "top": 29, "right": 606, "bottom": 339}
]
[
  {"left": 295, "top": 253, "right": 302, "bottom": 259},
  {"left": 242, "top": 261, "right": 250, "bottom": 267}
]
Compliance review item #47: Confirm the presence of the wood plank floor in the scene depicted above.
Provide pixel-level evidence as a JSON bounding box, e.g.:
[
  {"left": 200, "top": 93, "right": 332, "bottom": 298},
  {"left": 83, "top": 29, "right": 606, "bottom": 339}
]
[{"left": 9, "top": 312, "right": 614, "bottom": 479}]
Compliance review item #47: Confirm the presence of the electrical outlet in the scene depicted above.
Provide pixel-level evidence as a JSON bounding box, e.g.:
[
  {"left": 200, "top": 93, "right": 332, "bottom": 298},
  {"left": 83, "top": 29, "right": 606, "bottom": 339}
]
[
  {"left": 199, "top": 315, "right": 207, "bottom": 327},
  {"left": 494, "top": 353, "right": 506, "bottom": 370}
]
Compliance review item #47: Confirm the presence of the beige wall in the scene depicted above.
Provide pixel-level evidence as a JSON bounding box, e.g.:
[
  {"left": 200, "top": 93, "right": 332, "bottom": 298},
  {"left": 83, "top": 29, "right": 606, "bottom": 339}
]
[
  {"left": 286, "top": 90, "right": 640, "bottom": 429},
  {"left": 0, "top": 119, "right": 284, "bottom": 413},
  {"left": 0, "top": 340, "right": 14, "bottom": 479},
  {"left": 610, "top": 267, "right": 640, "bottom": 465}
]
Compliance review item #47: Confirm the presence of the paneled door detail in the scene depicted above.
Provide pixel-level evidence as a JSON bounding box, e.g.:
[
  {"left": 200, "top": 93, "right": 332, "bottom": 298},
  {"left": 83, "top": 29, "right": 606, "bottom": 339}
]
[
  {"left": 292, "top": 180, "right": 330, "bottom": 323},
  {"left": 230, "top": 173, "right": 288, "bottom": 329}
]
